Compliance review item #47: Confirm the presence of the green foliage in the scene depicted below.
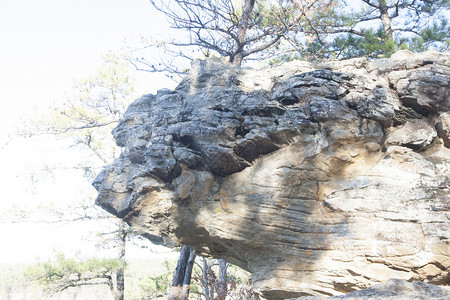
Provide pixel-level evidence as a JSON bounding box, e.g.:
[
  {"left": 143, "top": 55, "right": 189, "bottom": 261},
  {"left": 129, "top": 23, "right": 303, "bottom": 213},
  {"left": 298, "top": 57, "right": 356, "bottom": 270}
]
[
  {"left": 399, "top": 19, "right": 450, "bottom": 52},
  {"left": 133, "top": 259, "right": 175, "bottom": 299},
  {"left": 0, "top": 264, "right": 45, "bottom": 300},
  {"left": 252, "top": 0, "right": 295, "bottom": 29},
  {"left": 25, "top": 252, "right": 124, "bottom": 294},
  {"left": 331, "top": 27, "right": 396, "bottom": 58},
  {"left": 330, "top": 17, "right": 449, "bottom": 59},
  {"left": 293, "top": 0, "right": 450, "bottom": 60},
  {"left": 136, "top": 273, "right": 172, "bottom": 296},
  {"left": 268, "top": 52, "right": 303, "bottom": 65}
]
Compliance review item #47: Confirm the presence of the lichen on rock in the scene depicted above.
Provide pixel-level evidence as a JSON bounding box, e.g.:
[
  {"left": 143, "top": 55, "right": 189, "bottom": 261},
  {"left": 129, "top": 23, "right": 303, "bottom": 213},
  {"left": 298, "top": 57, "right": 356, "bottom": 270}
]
[{"left": 93, "top": 50, "right": 449, "bottom": 299}]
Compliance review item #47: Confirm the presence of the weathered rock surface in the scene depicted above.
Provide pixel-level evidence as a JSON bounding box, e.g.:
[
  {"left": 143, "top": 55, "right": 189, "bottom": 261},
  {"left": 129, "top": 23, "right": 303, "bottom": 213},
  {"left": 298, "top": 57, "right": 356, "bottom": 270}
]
[
  {"left": 292, "top": 279, "right": 450, "bottom": 299},
  {"left": 93, "top": 50, "right": 449, "bottom": 299}
]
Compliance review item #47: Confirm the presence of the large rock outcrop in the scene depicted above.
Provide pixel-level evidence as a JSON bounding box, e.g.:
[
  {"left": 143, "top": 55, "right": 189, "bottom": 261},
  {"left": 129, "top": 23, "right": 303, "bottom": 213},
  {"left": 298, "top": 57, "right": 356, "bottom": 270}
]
[{"left": 93, "top": 50, "right": 449, "bottom": 299}]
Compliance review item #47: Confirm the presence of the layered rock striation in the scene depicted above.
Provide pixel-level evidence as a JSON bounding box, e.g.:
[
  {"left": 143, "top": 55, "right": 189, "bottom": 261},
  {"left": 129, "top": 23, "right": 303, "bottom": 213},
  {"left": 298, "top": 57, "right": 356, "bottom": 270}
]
[
  {"left": 93, "top": 51, "right": 449, "bottom": 299},
  {"left": 294, "top": 279, "right": 450, "bottom": 300}
]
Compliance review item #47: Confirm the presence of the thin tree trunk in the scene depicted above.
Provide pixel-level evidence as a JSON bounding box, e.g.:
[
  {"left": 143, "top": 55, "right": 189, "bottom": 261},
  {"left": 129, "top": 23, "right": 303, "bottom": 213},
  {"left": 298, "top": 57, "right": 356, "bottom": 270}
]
[
  {"left": 216, "top": 259, "right": 228, "bottom": 300},
  {"left": 107, "top": 276, "right": 116, "bottom": 300},
  {"left": 168, "top": 245, "right": 196, "bottom": 300},
  {"left": 201, "top": 257, "right": 211, "bottom": 300},
  {"left": 233, "top": 0, "right": 256, "bottom": 65},
  {"left": 378, "top": 0, "right": 393, "bottom": 40},
  {"left": 115, "top": 220, "right": 127, "bottom": 300}
]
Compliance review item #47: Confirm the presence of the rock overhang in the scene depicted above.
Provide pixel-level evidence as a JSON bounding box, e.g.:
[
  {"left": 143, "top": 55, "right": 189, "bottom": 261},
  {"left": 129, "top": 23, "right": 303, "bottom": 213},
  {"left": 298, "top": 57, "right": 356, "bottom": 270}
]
[{"left": 93, "top": 50, "right": 450, "bottom": 299}]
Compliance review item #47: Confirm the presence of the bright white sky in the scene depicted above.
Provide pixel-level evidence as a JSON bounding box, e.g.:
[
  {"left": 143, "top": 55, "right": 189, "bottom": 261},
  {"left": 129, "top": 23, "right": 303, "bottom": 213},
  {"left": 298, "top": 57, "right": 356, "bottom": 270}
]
[
  {"left": 0, "top": 0, "right": 177, "bottom": 263},
  {"left": 0, "top": 0, "right": 174, "bottom": 130}
]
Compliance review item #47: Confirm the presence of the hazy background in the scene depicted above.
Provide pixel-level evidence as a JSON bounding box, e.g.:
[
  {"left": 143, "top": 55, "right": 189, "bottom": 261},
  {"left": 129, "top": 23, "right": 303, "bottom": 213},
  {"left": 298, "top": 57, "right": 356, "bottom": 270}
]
[{"left": 0, "top": 0, "right": 176, "bottom": 263}]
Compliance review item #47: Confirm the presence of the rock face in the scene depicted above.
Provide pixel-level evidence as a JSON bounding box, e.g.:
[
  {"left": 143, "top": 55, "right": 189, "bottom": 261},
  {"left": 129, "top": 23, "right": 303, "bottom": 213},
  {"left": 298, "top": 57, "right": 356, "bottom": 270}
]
[
  {"left": 293, "top": 279, "right": 450, "bottom": 300},
  {"left": 93, "top": 50, "right": 449, "bottom": 299}
]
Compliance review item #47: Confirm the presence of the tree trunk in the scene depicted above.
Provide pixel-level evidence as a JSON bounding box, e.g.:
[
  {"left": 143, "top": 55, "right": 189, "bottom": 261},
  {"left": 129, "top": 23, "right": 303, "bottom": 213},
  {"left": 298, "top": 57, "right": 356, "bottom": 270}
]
[
  {"left": 114, "top": 220, "right": 127, "bottom": 300},
  {"left": 378, "top": 0, "right": 393, "bottom": 40},
  {"left": 168, "top": 245, "right": 196, "bottom": 300},
  {"left": 107, "top": 276, "right": 116, "bottom": 299},
  {"left": 201, "top": 257, "right": 211, "bottom": 300},
  {"left": 216, "top": 259, "right": 228, "bottom": 300},
  {"left": 233, "top": 0, "right": 256, "bottom": 65}
]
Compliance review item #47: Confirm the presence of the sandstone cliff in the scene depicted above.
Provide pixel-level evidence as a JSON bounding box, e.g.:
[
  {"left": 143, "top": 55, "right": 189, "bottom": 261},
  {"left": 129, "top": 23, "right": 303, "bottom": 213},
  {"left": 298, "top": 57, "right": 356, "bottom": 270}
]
[{"left": 93, "top": 50, "right": 449, "bottom": 299}]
